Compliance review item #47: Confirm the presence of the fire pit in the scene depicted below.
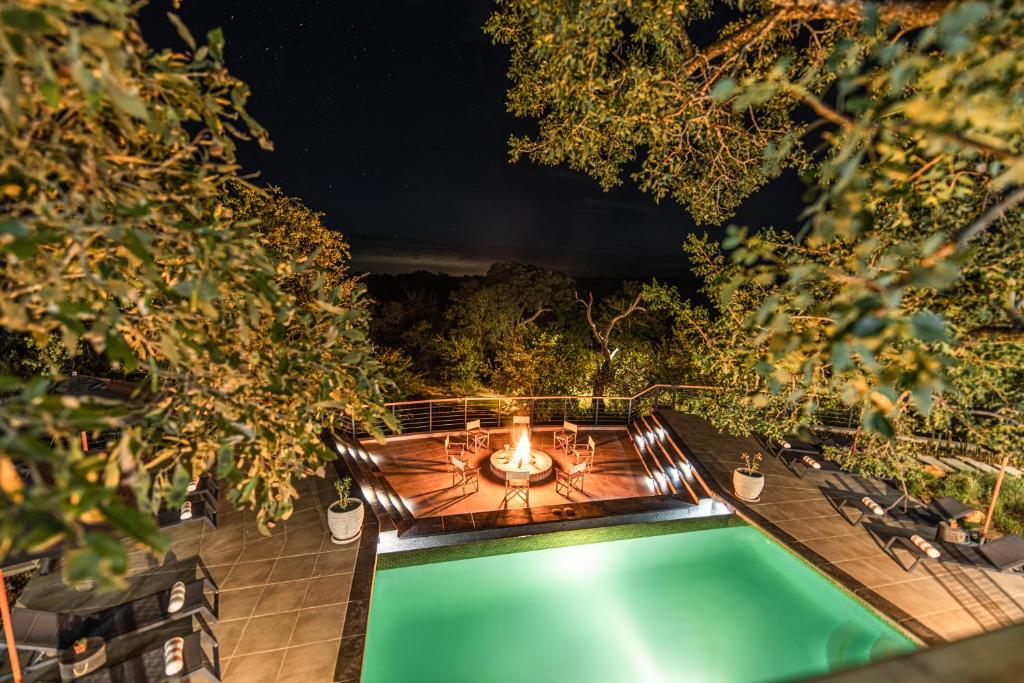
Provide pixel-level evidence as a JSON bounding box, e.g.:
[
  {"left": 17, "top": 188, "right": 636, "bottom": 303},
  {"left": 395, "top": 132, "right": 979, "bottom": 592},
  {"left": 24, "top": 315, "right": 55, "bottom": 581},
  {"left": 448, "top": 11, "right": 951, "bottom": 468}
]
[{"left": 489, "top": 430, "right": 553, "bottom": 482}]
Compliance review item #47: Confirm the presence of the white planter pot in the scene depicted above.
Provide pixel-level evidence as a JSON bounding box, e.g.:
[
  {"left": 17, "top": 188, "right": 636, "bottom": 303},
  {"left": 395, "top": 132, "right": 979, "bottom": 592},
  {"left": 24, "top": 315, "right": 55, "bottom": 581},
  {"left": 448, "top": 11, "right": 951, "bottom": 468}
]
[
  {"left": 327, "top": 499, "right": 364, "bottom": 544},
  {"left": 732, "top": 468, "right": 765, "bottom": 502}
]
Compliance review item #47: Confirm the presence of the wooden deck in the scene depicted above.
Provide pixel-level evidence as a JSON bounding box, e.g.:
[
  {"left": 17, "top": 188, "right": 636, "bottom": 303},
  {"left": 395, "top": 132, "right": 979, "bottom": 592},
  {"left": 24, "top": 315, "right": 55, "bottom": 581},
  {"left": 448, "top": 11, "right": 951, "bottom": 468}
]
[{"left": 365, "top": 429, "right": 654, "bottom": 518}]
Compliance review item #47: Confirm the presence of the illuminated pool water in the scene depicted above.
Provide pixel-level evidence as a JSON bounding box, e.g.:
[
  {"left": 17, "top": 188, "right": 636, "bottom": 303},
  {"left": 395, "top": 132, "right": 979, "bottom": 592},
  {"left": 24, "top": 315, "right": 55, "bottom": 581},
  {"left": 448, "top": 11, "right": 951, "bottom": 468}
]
[{"left": 362, "top": 524, "right": 914, "bottom": 682}]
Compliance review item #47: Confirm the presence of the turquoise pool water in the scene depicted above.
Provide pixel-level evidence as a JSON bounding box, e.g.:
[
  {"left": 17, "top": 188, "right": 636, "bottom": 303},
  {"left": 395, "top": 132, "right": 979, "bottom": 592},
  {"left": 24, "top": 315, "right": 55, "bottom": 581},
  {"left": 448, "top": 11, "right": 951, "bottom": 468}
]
[{"left": 362, "top": 524, "right": 914, "bottom": 682}]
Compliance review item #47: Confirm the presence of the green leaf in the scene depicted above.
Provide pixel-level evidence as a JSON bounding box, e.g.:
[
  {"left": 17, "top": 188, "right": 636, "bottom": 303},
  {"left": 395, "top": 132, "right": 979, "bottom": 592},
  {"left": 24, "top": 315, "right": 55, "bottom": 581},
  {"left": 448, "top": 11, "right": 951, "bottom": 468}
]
[
  {"left": 166, "top": 12, "right": 196, "bottom": 51},
  {"left": 2, "top": 8, "right": 54, "bottom": 33},
  {"left": 910, "top": 313, "right": 946, "bottom": 341}
]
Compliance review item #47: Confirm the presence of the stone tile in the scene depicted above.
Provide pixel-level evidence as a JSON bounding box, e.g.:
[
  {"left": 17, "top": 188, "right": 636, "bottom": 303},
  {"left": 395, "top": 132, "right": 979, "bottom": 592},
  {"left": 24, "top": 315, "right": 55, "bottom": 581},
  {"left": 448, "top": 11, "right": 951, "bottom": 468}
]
[
  {"left": 279, "top": 641, "right": 342, "bottom": 683},
  {"left": 281, "top": 527, "right": 329, "bottom": 557},
  {"left": 254, "top": 579, "right": 311, "bottom": 616},
  {"left": 312, "top": 549, "right": 358, "bottom": 577},
  {"left": 233, "top": 611, "right": 300, "bottom": 656},
  {"left": 213, "top": 618, "right": 248, "bottom": 659},
  {"left": 236, "top": 535, "right": 287, "bottom": 564},
  {"left": 302, "top": 574, "right": 354, "bottom": 608},
  {"left": 220, "top": 586, "right": 263, "bottom": 621},
  {"left": 290, "top": 604, "right": 348, "bottom": 646},
  {"left": 223, "top": 649, "right": 286, "bottom": 683},
  {"left": 803, "top": 533, "right": 893, "bottom": 563},
  {"left": 222, "top": 559, "right": 275, "bottom": 590},
  {"left": 269, "top": 554, "right": 318, "bottom": 583}
]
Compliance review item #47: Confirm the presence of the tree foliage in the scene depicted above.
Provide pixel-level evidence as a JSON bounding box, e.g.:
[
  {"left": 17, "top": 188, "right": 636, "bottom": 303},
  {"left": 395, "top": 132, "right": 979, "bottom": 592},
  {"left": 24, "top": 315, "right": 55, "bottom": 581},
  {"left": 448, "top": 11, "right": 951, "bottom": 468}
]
[
  {"left": 0, "top": 2, "right": 391, "bottom": 586},
  {"left": 490, "top": 0, "right": 1024, "bottom": 471}
]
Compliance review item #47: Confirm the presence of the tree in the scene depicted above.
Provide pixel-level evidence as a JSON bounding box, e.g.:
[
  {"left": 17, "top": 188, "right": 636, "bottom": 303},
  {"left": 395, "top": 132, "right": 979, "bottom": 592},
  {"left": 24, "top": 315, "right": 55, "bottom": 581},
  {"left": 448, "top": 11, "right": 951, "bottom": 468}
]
[
  {"left": 489, "top": 0, "right": 1024, "bottom": 473},
  {"left": 575, "top": 284, "right": 647, "bottom": 395},
  {"left": 0, "top": 2, "right": 392, "bottom": 587},
  {"left": 486, "top": 0, "right": 946, "bottom": 224}
]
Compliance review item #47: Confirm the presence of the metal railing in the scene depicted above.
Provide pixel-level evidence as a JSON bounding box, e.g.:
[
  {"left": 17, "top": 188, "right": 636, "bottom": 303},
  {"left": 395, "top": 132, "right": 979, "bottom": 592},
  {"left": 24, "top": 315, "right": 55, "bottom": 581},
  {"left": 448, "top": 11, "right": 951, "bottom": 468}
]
[
  {"left": 337, "top": 383, "right": 988, "bottom": 461},
  {"left": 338, "top": 384, "right": 722, "bottom": 440}
]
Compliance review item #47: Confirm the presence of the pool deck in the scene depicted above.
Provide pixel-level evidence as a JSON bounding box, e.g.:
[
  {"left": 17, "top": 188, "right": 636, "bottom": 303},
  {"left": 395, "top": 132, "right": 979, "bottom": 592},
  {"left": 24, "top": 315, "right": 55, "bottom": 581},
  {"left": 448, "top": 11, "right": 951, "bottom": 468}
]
[
  {"left": 659, "top": 411, "right": 1024, "bottom": 644},
  {"left": 16, "top": 475, "right": 373, "bottom": 683}
]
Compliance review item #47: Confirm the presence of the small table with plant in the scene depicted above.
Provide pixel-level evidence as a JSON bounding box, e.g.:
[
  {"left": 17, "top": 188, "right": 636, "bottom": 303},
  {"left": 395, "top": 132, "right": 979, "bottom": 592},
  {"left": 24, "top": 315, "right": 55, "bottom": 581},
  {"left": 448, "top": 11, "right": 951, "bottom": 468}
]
[
  {"left": 932, "top": 496, "right": 980, "bottom": 545},
  {"left": 59, "top": 637, "right": 106, "bottom": 681}
]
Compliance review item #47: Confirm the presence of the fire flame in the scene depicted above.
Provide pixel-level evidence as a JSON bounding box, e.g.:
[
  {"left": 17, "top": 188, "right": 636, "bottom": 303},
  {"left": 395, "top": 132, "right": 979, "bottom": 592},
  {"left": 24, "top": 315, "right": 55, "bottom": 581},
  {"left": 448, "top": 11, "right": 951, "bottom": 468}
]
[{"left": 511, "top": 430, "right": 533, "bottom": 469}]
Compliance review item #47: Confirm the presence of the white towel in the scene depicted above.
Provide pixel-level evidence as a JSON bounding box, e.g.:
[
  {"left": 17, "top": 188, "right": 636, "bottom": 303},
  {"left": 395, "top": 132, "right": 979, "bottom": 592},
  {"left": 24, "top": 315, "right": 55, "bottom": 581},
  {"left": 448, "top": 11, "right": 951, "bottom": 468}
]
[
  {"left": 186, "top": 477, "right": 199, "bottom": 493},
  {"left": 164, "top": 637, "right": 185, "bottom": 676},
  {"left": 802, "top": 455, "right": 821, "bottom": 469},
  {"left": 167, "top": 581, "right": 186, "bottom": 614},
  {"left": 861, "top": 496, "right": 884, "bottom": 516},
  {"left": 910, "top": 534, "right": 941, "bottom": 559},
  {"left": 179, "top": 501, "right": 192, "bottom": 521}
]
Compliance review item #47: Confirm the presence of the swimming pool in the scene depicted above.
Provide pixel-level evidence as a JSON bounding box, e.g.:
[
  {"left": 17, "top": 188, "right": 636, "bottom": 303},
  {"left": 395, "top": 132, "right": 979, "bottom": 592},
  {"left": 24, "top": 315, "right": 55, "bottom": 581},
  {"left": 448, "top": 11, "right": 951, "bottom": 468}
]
[{"left": 362, "top": 522, "right": 914, "bottom": 682}]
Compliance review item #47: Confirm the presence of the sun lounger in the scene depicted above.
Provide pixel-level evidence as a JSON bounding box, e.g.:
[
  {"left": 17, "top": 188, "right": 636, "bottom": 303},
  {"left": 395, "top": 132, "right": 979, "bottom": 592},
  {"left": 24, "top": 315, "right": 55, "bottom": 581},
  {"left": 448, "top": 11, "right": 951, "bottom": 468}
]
[
  {"left": 76, "top": 622, "right": 221, "bottom": 683},
  {"left": 978, "top": 534, "right": 1024, "bottom": 573},
  {"left": 835, "top": 492, "right": 908, "bottom": 526},
  {"left": 883, "top": 532, "right": 942, "bottom": 573},
  {"left": 771, "top": 440, "right": 823, "bottom": 478},
  {"left": 8, "top": 577, "right": 218, "bottom": 659},
  {"left": 158, "top": 490, "right": 217, "bottom": 529}
]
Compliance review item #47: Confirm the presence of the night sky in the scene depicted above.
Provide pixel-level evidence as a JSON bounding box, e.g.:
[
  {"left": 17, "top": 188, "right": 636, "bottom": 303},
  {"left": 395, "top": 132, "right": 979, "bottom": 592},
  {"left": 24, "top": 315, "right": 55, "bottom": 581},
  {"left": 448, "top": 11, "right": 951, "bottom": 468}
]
[{"left": 142, "top": 1, "right": 804, "bottom": 278}]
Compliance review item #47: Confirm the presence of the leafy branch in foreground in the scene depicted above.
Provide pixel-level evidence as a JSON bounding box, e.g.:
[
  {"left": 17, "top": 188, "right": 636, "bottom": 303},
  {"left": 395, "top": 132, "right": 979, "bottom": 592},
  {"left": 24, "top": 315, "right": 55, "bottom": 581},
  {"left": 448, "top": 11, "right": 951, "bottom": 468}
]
[{"left": 0, "top": 2, "right": 393, "bottom": 587}]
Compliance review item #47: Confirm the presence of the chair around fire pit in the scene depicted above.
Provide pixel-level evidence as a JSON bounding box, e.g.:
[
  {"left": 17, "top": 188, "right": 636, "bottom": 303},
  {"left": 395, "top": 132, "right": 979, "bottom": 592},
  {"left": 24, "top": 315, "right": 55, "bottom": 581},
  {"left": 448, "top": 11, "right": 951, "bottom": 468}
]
[
  {"left": 450, "top": 452, "right": 479, "bottom": 496},
  {"left": 556, "top": 462, "right": 587, "bottom": 497},
  {"left": 503, "top": 469, "right": 530, "bottom": 507}
]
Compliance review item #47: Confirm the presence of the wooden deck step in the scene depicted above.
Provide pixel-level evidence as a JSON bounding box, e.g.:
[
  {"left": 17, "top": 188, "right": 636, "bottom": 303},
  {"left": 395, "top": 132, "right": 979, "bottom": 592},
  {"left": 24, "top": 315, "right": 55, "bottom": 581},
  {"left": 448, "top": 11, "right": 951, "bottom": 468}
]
[
  {"left": 916, "top": 454, "right": 953, "bottom": 472},
  {"left": 939, "top": 457, "right": 977, "bottom": 473},
  {"left": 959, "top": 457, "right": 1002, "bottom": 475}
]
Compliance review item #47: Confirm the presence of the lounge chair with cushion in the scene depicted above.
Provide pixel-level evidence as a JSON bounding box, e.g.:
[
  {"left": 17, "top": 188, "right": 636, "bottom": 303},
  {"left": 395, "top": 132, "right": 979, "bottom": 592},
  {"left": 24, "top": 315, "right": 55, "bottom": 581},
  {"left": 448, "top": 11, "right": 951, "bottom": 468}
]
[
  {"left": 158, "top": 489, "right": 217, "bottom": 529},
  {"left": 8, "top": 576, "right": 218, "bottom": 661},
  {"left": 772, "top": 439, "right": 823, "bottom": 478},
  {"left": 76, "top": 620, "right": 220, "bottom": 683},
  {"left": 883, "top": 532, "right": 943, "bottom": 573},
  {"left": 978, "top": 534, "right": 1024, "bottom": 573},
  {"left": 830, "top": 490, "right": 910, "bottom": 526}
]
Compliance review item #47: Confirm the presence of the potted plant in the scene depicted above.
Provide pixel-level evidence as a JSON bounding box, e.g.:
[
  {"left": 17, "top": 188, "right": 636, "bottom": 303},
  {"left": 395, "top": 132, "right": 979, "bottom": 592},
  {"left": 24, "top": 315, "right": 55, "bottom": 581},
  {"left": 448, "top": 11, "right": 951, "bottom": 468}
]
[
  {"left": 937, "top": 517, "right": 969, "bottom": 544},
  {"left": 72, "top": 638, "right": 88, "bottom": 656},
  {"left": 732, "top": 452, "right": 765, "bottom": 501},
  {"left": 327, "top": 477, "right": 363, "bottom": 544}
]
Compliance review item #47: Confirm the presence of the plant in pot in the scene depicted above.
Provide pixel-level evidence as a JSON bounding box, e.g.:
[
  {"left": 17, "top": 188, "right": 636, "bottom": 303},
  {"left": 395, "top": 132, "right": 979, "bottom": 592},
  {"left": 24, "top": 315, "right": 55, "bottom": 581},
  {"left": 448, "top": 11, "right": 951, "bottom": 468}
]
[
  {"left": 733, "top": 452, "right": 765, "bottom": 502},
  {"left": 327, "top": 477, "right": 364, "bottom": 544}
]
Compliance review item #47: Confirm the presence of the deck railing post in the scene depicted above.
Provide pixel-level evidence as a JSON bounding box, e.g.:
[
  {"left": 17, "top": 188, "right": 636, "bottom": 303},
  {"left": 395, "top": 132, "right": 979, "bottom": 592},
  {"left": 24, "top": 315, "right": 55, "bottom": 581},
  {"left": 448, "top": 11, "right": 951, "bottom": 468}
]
[
  {"left": 563, "top": 398, "right": 567, "bottom": 424},
  {"left": 428, "top": 401, "right": 433, "bottom": 433},
  {"left": 464, "top": 398, "right": 468, "bottom": 428},
  {"left": 627, "top": 398, "right": 633, "bottom": 425},
  {"left": 594, "top": 399, "right": 600, "bottom": 426}
]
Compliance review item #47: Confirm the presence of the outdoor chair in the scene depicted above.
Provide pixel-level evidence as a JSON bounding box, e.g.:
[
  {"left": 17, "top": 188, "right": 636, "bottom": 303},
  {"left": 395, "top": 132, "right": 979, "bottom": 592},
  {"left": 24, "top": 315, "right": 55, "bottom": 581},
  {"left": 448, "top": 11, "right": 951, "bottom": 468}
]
[
  {"left": 503, "top": 469, "right": 530, "bottom": 507},
  {"left": 449, "top": 453, "right": 479, "bottom": 496},
  {"left": 978, "top": 534, "right": 1024, "bottom": 573},
  {"left": 772, "top": 440, "right": 823, "bottom": 478},
  {"left": 157, "top": 489, "right": 216, "bottom": 529},
  {"left": 555, "top": 462, "right": 587, "bottom": 497},
  {"left": 465, "top": 419, "right": 490, "bottom": 452},
  {"left": 553, "top": 421, "right": 578, "bottom": 452},
  {"left": 882, "top": 531, "right": 943, "bottom": 573},
  {"left": 511, "top": 415, "right": 531, "bottom": 439},
  {"left": 7, "top": 575, "right": 218, "bottom": 676},
  {"left": 570, "top": 435, "right": 596, "bottom": 473},
  {"left": 444, "top": 433, "right": 467, "bottom": 456},
  {"left": 76, "top": 624, "right": 221, "bottom": 683},
  {"left": 831, "top": 490, "right": 909, "bottom": 527}
]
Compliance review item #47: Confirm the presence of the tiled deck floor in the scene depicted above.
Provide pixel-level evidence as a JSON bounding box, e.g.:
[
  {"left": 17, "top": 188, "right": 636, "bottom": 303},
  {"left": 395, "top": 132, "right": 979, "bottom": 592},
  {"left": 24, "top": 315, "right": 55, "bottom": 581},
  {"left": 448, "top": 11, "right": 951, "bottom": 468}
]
[
  {"left": 17, "top": 474, "right": 362, "bottom": 683},
  {"left": 366, "top": 430, "right": 654, "bottom": 517},
  {"left": 661, "top": 412, "right": 1024, "bottom": 642}
]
